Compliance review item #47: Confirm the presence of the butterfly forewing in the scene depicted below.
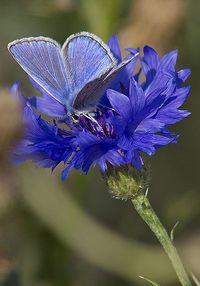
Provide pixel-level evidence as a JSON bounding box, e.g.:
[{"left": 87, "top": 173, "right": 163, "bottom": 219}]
[
  {"left": 8, "top": 37, "right": 71, "bottom": 106},
  {"left": 62, "top": 32, "right": 117, "bottom": 97},
  {"left": 105, "top": 54, "right": 138, "bottom": 80}
]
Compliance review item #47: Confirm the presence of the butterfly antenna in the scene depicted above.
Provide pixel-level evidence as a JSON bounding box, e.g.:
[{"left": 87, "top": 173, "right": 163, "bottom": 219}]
[{"left": 84, "top": 114, "right": 99, "bottom": 126}]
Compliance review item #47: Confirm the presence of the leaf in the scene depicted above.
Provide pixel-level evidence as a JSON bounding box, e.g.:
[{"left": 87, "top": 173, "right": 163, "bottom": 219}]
[
  {"left": 170, "top": 221, "right": 179, "bottom": 241},
  {"left": 139, "top": 275, "right": 161, "bottom": 286}
]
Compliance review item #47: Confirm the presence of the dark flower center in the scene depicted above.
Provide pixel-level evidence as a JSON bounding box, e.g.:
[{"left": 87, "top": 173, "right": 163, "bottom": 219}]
[{"left": 75, "top": 109, "right": 116, "bottom": 139}]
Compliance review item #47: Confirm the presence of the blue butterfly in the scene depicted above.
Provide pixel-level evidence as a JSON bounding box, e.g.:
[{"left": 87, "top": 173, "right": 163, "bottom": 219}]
[{"left": 8, "top": 32, "right": 138, "bottom": 116}]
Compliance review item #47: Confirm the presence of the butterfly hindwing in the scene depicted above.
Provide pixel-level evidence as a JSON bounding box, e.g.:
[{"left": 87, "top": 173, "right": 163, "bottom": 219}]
[
  {"left": 73, "top": 71, "right": 110, "bottom": 111},
  {"left": 8, "top": 37, "right": 71, "bottom": 106},
  {"left": 73, "top": 54, "right": 138, "bottom": 111}
]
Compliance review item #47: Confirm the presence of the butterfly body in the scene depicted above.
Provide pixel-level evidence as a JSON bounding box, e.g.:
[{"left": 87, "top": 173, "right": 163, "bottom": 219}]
[{"left": 8, "top": 32, "right": 138, "bottom": 116}]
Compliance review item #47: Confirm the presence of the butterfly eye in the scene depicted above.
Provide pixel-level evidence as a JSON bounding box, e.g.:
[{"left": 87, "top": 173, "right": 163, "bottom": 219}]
[{"left": 71, "top": 113, "right": 79, "bottom": 121}]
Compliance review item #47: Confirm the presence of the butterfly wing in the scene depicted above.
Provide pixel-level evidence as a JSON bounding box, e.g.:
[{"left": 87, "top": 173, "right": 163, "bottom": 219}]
[
  {"left": 73, "top": 53, "right": 139, "bottom": 111},
  {"left": 8, "top": 37, "right": 70, "bottom": 106},
  {"left": 62, "top": 32, "right": 117, "bottom": 101}
]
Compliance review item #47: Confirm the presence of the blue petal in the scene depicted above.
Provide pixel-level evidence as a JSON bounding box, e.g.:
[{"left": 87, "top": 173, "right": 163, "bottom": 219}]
[
  {"left": 71, "top": 132, "right": 124, "bottom": 174},
  {"left": 29, "top": 94, "right": 66, "bottom": 118},
  {"left": 177, "top": 69, "right": 191, "bottom": 82},
  {"left": 141, "top": 46, "right": 160, "bottom": 89},
  {"left": 129, "top": 78, "right": 145, "bottom": 115},
  {"left": 107, "top": 115, "right": 126, "bottom": 136},
  {"left": 107, "top": 89, "right": 132, "bottom": 120},
  {"left": 10, "top": 81, "right": 20, "bottom": 96},
  {"left": 14, "top": 105, "right": 74, "bottom": 171},
  {"left": 145, "top": 70, "right": 174, "bottom": 98},
  {"left": 142, "top": 46, "right": 160, "bottom": 71},
  {"left": 159, "top": 50, "right": 178, "bottom": 71},
  {"left": 156, "top": 108, "right": 191, "bottom": 124},
  {"left": 29, "top": 77, "right": 67, "bottom": 117},
  {"left": 107, "top": 34, "right": 122, "bottom": 63},
  {"left": 132, "top": 133, "right": 174, "bottom": 155},
  {"left": 136, "top": 118, "right": 165, "bottom": 133},
  {"left": 163, "top": 86, "right": 191, "bottom": 108},
  {"left": 130, "top": 150, "right": 143, "bottom": 170},
  {"left": 10, "top": 81, "right": 26, "bottom": 106}
]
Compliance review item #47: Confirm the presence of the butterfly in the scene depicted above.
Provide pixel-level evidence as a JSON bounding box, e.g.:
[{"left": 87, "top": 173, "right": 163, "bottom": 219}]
[{"left": 8, "top": 31, "right": 138, "bottom": 116}]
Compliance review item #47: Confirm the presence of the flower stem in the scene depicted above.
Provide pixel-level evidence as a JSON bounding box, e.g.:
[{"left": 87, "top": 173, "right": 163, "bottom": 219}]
[
  {"left": 106, "top": 165, "right": 192, "bottom": 285},
  {"left": 131, "top": 192, "right": 192, "bottom": 286}
]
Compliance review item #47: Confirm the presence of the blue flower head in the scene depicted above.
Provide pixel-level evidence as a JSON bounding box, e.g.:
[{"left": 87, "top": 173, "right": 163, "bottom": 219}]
[{"left": 11, "top": 35, "right": 191, "bottom": 180}]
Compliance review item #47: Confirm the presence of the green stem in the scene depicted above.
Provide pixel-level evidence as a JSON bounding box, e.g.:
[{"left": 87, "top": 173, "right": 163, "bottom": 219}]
[
  {"left": 106, "top": 165, "right": 192, "bottom": 285},
  {"left": 131, "top": 193, "right": 192, "bottom": 286}
]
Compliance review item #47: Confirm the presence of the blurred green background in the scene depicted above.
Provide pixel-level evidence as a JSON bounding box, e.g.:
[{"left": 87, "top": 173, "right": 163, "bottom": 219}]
[{"left": 0, "top": 0, "right": 199, "bottom": 285}]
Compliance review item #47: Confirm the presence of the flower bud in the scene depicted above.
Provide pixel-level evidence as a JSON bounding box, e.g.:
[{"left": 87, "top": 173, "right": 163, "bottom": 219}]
[{"left": 105, "top": 164, "right": 150, "bottom": 200}]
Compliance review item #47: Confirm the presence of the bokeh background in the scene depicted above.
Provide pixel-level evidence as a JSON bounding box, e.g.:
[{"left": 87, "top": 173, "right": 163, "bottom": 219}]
[{"left": 0, "top": 0, "right": 199, "bottom": 285}]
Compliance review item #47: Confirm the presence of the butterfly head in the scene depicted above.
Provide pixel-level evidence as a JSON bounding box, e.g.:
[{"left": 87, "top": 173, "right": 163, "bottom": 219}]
[{"left": 71, "top": 112, "right": 82, "bottom": 123}]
